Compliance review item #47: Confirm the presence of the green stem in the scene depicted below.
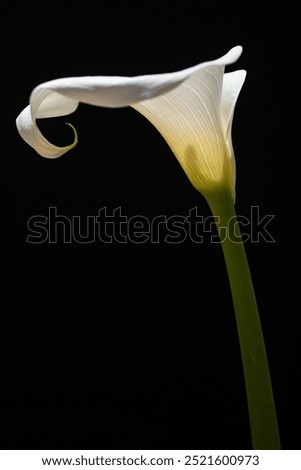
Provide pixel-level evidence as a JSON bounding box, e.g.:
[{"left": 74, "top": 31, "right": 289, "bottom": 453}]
[{"left": 206, "top": 189, "right": 281, "bottom": 450}]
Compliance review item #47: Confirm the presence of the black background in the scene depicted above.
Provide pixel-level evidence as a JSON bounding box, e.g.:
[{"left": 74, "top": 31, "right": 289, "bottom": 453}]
[{"left": 2, "top": 3, "right": 299, "bottom": 450}]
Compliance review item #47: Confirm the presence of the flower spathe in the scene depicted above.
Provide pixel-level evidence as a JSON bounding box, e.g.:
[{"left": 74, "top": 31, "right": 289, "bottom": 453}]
[{"left": 16, "top": 46, "right": 246, "bottom": 200}]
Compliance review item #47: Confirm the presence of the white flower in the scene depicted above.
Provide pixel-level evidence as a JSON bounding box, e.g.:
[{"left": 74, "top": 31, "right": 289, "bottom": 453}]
[{"left": 16, "top": 46, "right": 246, "bottom": 200}]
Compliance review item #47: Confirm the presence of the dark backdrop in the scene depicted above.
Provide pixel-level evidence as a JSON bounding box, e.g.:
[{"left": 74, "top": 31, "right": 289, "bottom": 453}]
[{"left": 2, "top": 3, "right": 299, "bottom": 450}]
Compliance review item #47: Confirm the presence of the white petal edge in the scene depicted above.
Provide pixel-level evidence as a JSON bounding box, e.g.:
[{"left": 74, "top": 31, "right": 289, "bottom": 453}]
[
  {"left": 220, "top": 69, "right": 247, "bottom": 199},
  {"left": 221, "top": 69, "right": 247, "bottom": 149},
  {"left": 16, "top": 46, "right": 243, "bottom": 158}
]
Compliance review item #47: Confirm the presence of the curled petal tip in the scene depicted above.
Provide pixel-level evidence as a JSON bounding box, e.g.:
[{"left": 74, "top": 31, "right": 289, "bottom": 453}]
[{"left": 65, "top": 122, "right": 78, "bottom": 147}]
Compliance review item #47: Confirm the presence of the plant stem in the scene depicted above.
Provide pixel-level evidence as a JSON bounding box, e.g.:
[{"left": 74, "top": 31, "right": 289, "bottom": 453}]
[{"left": 206, "top": 189, "right": 281, "bottom": 450}]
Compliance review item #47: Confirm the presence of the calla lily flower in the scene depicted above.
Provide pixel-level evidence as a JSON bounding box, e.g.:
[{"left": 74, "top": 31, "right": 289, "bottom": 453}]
[
  {"left": 16, "top": 46, "right": 282, "bottom": 449},
  {"left": 16, "top": 46, "right": 246, "bottom": 201}
]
